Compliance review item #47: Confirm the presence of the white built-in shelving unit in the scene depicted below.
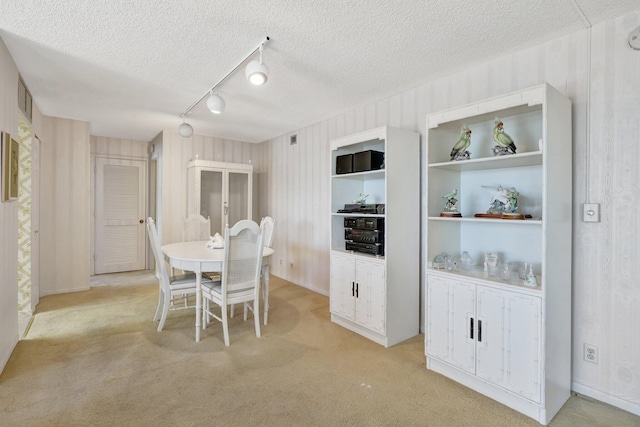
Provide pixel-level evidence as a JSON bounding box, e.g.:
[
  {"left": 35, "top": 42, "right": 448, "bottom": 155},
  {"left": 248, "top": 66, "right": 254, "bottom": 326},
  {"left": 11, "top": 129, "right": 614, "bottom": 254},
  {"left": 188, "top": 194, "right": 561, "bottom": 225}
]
[
  {"left": 329, "top": 126, "right": 420, "bottom": 347},
  {"left": 424, "top": 83, "right": 572, "bottom": 425}
]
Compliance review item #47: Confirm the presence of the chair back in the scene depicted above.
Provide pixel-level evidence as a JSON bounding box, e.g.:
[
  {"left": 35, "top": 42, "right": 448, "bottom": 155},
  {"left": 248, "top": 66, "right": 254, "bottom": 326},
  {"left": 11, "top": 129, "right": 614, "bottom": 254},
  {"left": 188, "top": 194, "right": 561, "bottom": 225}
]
[
  {"left": 260, "top": 216, "right": 275, "bottom": 248},
  {"left": 146, "top": 217, "right": 171, "bottom": 288},
  {"left": 221, "top": 220, "right": 264, "bottom": 303},
  {"left": 183, "top": 214, "right": 211, "bottom": 241}
]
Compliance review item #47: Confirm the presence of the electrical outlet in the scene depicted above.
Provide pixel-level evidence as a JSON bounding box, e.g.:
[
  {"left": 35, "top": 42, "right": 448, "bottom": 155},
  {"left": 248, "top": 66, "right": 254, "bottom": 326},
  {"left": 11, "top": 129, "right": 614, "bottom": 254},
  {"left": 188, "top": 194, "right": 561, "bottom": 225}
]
[
  {"left": 290, "top": 262, "right": 294, "bottom": 269},
  {"left": 584, "top": 343, "right": 599, "bottom": 364},
  {"left": 583, "top": 203, "right": 600, "bottom": 222},
  {"left": 279, "top": 259, "right": 282, "bottom": 266}
]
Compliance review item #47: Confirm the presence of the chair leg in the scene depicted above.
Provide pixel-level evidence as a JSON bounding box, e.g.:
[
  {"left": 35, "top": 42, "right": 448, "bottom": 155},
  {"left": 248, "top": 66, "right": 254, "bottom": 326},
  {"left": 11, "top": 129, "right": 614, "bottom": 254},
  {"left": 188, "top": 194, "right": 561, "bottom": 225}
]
[
  {"left": 244, "top": 302, "right": 249, "bottom": 321},
  {"left": 153, "top": 290, "right": 164, "bottom": 323},
  {"left": 202, "top": 298, "right": 208, "bottom": 329},
  {"left": 253, "top": 300, "right": 261, "bottom": 338},
  {"left": 263, "top": 271, "right": 270, "bottom": 325},
  {"left": 221, "top": 302, "right": 230, "bottom": 346},
  {"left": 230, "top": 303, "right": 235, "bottom": 318},
  {"left": 157, "top": 295, "right": 170, "bottom": 332}
]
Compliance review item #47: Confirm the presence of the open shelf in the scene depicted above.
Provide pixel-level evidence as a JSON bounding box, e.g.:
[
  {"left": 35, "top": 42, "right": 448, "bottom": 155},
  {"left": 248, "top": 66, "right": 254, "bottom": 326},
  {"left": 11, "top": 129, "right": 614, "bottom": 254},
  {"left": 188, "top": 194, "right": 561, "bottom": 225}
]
[{"left": 428, "top": 151, "right": 542, "bottom": 171}]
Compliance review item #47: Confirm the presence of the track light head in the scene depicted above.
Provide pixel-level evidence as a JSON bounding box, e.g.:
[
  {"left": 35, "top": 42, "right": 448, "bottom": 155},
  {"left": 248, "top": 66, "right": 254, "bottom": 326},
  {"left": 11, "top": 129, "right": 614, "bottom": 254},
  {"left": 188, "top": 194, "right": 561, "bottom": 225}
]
[
  {"left": 206, "top": 92, "right": 225, "bottom": 114},
  {"left": 178, "top": 121, "right": 193, "bottom": 138},
  {"left": 246, "top": 45, "right": 269, "bottom": 85}
]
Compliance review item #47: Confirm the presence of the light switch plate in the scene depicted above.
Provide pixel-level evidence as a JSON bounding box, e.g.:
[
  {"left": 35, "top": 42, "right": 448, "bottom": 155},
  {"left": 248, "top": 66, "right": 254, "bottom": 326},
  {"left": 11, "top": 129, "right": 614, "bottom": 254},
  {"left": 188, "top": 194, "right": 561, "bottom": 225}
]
[{"left": 583, "top": 203, "right": 600, "bottom": 222}]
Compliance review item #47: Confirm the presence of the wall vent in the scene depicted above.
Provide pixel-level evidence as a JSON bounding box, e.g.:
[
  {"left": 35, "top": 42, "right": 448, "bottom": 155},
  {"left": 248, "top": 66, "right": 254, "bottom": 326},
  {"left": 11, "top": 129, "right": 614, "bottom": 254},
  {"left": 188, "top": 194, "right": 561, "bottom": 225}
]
[{"left": 18, "top": 77, "right": 33, "bottom": 122}]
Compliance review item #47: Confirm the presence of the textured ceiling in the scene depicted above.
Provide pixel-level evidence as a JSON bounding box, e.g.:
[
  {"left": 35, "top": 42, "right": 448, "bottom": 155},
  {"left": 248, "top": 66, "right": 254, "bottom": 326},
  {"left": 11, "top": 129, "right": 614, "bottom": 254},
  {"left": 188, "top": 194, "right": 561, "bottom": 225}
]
[{"left": 0, "top": 1, "right": 638, "bottom": 143}]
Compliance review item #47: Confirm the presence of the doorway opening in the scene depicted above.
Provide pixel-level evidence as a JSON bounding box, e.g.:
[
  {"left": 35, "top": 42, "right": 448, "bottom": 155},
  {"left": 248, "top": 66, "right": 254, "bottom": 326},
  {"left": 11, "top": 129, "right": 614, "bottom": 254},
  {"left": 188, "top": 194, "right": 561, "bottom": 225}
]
[{"left": 17, "top": 114, "right": 39, "bottom": 339}]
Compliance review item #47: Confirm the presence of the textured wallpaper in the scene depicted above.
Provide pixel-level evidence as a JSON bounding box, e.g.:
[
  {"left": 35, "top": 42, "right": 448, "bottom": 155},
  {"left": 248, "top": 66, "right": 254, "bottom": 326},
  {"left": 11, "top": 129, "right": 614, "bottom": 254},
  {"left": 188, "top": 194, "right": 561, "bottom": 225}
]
[{"left": 260, "top": 10, "right": 640, "bottom": 413}]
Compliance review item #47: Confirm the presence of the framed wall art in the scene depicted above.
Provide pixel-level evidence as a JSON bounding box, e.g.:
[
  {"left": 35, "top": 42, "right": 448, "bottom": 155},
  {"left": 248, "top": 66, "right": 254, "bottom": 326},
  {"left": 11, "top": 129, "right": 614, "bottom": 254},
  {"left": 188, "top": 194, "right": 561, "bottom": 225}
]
[{"left": 2, "top": 131, "right": 19, "bottom": 202}]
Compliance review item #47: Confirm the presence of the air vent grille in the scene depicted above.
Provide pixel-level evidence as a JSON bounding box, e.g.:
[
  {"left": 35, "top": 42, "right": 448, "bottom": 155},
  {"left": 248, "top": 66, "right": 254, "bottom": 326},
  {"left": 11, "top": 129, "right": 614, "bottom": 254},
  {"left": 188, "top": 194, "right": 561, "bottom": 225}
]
[{"left": 18, "top": 77, "right": 33, "bottom": 122}]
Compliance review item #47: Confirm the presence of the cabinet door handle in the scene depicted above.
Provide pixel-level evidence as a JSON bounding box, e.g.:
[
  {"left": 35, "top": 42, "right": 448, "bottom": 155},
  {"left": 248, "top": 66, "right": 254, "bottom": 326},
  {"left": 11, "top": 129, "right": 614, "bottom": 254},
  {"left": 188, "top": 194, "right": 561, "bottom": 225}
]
[
  {"left": 470, "top": 317, "right": 474, "bottom": 340},
  {"left": 351, "top": 282, "right": 355, "bottom": 297},
  {"left": 355, "top": 283, "right": 359, "bottom": 298},
  {"left": 478, "top": 320, "right": 482, "bottom": 342}
]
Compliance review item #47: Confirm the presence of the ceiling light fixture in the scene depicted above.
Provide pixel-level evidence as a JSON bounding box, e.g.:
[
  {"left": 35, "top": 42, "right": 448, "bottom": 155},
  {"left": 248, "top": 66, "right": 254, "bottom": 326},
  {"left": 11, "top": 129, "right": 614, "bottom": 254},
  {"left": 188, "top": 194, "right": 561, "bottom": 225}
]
[
  {"left": 245, "top": 45, "right": 269, "bottom": 85},
  {"left": 206, "top": 92, "right": 225, "bottom": 114},
  {"left": 178, "top": 120, "right": 193, "bottom": 138},
  {"left": 178, "top": 36, "right": 270, "bottom": 137}
]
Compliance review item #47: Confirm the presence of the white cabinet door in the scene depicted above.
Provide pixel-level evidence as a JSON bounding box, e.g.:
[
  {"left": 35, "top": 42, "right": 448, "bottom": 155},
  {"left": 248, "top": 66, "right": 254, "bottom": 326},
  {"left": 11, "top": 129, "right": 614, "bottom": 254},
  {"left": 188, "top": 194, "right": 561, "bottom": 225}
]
[
  {"left": 427, "top": 274, "right": 542, "bottom": 401},
  {"left": 355, "top": 259, "right": 386, "bottom": 335},
  {"left": 503, "top": 292, "right": 542, "bottom": 402},
  {"left": 426, "top": 276, "right": 450, "bottom": 361},
  {"left": 426, "top": 275, "right": 475, "bottom": 374},
  {"left": 475, "top": 286, "right": 507, "bottom": 387},
  {"left": 330, "top": 254, "right": 356, "bottom": 321},
  {"left": 200, "top": 169, "right": 224, "bottom": 234},
  {"left": 449, "top": 281, "right": 476, "bottom": 374},
  {"left": 227, "top": 170, "right": 251, "bottom": 229}
]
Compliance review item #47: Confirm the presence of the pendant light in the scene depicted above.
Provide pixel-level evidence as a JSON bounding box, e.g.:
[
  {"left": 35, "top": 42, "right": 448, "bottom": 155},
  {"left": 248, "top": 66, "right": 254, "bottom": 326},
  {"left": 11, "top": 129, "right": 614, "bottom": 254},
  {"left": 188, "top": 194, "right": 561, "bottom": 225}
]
[
  {"left": 206, "top": 92, "right": 225, "bottom": 114},
  {"left": 178, "top": 120, "right": 193, "bottom": 138},
  {"left": 245, "top": 45, "right": 269, "bottom": 85}
]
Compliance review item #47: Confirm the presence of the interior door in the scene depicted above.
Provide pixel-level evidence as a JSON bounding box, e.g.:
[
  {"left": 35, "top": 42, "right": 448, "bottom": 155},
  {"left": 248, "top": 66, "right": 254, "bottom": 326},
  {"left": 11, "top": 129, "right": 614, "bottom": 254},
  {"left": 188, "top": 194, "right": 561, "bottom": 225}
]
[{"left": 95, "top": 157, "right": 147, "bottom": 274}]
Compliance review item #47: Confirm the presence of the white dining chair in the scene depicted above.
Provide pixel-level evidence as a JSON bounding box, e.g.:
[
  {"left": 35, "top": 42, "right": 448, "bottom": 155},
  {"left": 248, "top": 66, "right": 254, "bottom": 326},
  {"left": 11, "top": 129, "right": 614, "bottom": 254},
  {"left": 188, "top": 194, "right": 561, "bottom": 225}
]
[
  {"left": 201, "top": 220, "right": 264, "bottom": 346},
  {"left": 182, "top": 214, "right": 211, "bottom": 241},
  {"left": 147, "top": 217, "right": 213, "bottom": 332},
  {"left": 243, "top": 216, "right": 275, "bottom": 325}
]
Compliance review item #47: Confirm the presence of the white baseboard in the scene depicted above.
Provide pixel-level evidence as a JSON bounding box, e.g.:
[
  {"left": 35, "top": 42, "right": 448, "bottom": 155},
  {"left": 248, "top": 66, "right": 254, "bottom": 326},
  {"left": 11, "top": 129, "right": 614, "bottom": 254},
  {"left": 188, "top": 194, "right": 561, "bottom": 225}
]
[
  {"left": 40, "top": 285, "right": 90, "bottom": 297},
  {"left": 572, "top": 381, "right": 640, "bottom": 417},
  {"left": 0, "top": 333, "right": 19, "bottom": 375}
]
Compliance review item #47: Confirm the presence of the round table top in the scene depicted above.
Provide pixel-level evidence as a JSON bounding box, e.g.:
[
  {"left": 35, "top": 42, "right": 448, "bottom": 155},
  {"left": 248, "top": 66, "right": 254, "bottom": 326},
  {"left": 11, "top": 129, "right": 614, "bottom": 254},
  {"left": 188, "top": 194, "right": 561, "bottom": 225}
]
[{"left": 162, "top": 240, "right": 274, "bottom": 263}]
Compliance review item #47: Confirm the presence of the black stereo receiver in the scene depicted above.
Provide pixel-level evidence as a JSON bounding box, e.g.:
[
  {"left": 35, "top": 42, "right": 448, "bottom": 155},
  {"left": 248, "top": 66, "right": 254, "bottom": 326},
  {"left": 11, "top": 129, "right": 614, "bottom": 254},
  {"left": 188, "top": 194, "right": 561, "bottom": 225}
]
[
  {"left": 345, "top": 228, "right": 384, "bottom": 244},
  {"left": 346, "top": 241, "right": 384, "bottom": 256},
  {"left": 344, "top": 217, "right": 385, "bottom": 230}
]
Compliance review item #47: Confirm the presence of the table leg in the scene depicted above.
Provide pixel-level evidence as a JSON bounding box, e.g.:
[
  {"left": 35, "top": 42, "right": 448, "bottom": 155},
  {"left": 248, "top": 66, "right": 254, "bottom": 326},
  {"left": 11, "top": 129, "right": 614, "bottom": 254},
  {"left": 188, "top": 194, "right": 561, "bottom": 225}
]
[{"left": 196, "top": 272, "right": 202, "bottom": 342}]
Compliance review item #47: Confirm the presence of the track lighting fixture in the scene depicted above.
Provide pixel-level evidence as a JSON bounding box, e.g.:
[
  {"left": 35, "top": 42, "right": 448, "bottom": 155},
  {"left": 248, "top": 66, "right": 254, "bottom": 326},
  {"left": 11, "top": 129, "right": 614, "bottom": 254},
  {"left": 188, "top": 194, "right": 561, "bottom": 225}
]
[
  {"left": 206, "top": 92, "right": 225, "bottom": 114},
  {"left": 178, "top": 120, "right": 193, "bottom": 138},
  {"left": 245, "top": 45, "right": 269, "bottom": 85},
  {"left": 177, "top": 36, "right": 270, "bottom": 137}
]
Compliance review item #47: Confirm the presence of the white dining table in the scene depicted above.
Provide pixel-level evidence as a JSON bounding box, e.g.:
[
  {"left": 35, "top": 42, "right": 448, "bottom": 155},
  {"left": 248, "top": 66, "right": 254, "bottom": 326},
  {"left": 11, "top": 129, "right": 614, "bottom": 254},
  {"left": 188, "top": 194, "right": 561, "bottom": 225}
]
[{"left": 161, "top": 240, "right": 274, "bottom": 342}]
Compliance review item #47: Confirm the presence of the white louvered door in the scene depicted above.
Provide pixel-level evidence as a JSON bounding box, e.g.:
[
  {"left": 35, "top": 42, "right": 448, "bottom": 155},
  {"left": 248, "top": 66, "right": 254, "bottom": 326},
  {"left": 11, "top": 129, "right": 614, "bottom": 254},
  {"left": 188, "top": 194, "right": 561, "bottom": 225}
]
[{"left": 95, "top": 157, "right": 147, "bottom": 274}]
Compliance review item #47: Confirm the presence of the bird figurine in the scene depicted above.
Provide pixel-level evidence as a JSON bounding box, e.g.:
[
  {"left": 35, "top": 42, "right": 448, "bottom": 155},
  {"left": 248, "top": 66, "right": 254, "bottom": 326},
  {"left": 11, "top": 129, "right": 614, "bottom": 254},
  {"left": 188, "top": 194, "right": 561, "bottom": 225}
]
[
  {"left": 441, "top": 188, "right": 460, "bottom": 215},
  {"left": 493, "top": 118, "right": 517, "bottom": 155},
  {"left": 450, "top": 124, "right": 472, "bottom": 161}
]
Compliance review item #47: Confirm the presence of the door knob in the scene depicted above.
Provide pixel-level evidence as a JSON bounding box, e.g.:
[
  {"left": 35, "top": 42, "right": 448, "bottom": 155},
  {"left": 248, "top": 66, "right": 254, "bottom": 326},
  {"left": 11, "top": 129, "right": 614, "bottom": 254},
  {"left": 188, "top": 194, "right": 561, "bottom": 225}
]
[{"left": 140, "top": 219, "right": 144, "bottom": 224}]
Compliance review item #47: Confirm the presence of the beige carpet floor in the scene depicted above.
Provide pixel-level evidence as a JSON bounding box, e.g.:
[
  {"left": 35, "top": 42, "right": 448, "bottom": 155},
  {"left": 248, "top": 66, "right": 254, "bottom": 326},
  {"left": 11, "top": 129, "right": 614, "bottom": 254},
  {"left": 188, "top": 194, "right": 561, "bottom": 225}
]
[{"left": 1, "top": 271, "right": 638, "bottom": 426}]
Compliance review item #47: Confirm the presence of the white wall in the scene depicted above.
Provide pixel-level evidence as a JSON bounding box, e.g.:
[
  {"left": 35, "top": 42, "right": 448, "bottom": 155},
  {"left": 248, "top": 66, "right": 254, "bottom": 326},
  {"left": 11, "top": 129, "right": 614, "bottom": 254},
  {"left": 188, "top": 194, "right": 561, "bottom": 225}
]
[
  {"left": 38, "top": 116, "right": 91, "bottom": 296},
  {"left": 0, "top": 37, "right": 21, "bottom": 372},
  {"left": 260, "top": 10, "right": 640, "bottom": 414}
]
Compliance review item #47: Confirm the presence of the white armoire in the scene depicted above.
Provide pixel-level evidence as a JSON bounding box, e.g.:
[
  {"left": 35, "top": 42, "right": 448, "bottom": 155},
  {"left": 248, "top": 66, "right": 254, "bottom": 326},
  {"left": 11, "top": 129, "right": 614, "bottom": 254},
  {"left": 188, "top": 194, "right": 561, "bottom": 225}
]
[{"left": 186, "top": 160, "right": 253, "bottom": 235}]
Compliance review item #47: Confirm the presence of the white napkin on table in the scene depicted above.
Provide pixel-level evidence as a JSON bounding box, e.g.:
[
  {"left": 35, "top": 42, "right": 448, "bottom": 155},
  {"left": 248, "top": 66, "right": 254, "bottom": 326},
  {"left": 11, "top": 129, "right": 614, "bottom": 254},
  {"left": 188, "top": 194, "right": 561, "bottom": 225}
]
[{"left": 205, "top": 232, "right": 224, "bottom": 249}]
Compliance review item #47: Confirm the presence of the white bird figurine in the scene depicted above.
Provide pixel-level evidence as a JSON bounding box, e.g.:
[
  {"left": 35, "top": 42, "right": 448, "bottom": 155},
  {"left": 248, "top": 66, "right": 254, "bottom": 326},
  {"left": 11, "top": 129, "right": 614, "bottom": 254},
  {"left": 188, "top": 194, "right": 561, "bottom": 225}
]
[
  {"left": 493, "top": 118, "right": 517, "bottom": 154},
  {"left": 481, "top": 185, "right": 509, "bottom": 206},
  {"left": 450, "top": 125, "right": 472, "bottom": 160}
]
